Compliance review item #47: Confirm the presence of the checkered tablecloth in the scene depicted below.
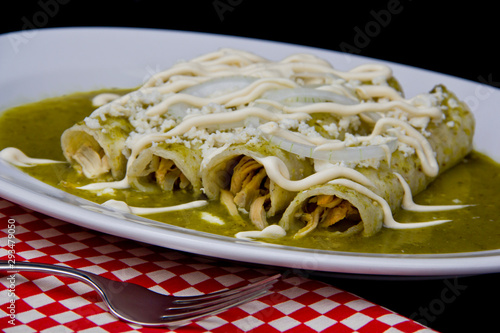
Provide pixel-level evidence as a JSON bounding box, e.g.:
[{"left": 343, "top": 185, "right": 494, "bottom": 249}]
[{"left": 0, "top": 198, "right": 435, "bottom": 332}]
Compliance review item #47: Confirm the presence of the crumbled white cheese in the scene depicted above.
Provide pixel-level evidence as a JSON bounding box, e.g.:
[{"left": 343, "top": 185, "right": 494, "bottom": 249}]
[
  {"left": 408, "top": 116, "right": 430, "bottom": 130},
  {"left": 278, "top": 118, "right": 300, "bottom": 130},
  {"left": 84, "top": 117, "right": 101, "bottom": 129},
  {"left": 397, "top": 142, "right": 415, "bottom": 157},
  {"left": 297, "top": 121, "right": 322, "bottom": 138},
  {"left": 323, "top": 122, "right": 339, "bottom": 138},
  {"left": 338, "top": 115, "right": 361, "bottom": 132},
  {"left": 75, "top": 50, "right": 448, "bottom": 188},
  {"left": 447, "top": 97, "right": 460, "bottom": 109},
  {"left": 343, "top": 133, "right": 359, "bottom": 146},
  {"left": 411, "top": 93, "right": 438, "bottom": 108}
]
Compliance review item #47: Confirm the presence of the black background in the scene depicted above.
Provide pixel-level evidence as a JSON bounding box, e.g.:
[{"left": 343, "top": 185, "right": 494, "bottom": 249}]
[
  {"left": 2, "top": 1, "right": 499, "bottom": 332},
  {"left": 2, "top": 0, "right": 499, "bottom": 87}
]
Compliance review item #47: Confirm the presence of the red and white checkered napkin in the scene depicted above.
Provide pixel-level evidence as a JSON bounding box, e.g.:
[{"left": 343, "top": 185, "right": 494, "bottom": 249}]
[{"left": 0, "top": 198, "right": 435, "bottom": 333}]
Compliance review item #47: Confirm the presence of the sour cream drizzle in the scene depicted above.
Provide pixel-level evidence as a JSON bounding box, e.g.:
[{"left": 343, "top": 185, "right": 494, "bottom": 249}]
[
  {"left": 0, "top": 147, "right": 65, "bottom": 167},
  {"left": 92, "top": 93, "right": 122, "bottom": 107},
  {"left": 74, "top": 49, "right": 469, "bottom": 230},
  {"left": 101, "top": 199, "right": 207, "bottom": 215},
  {"left": 235, "top": 224, "right": 287, "bottom": 240},
  {"left": 327, "top": 178, "right": 452, "bottom": 229},
  {"left": 253, "top": 155, "right": 375, "bottom": 192},
  {"left": 356, "top": 85, "right": 406, "bottom": 101},
  {"left": 141, "top": 49, "right": 392, "bottom": 88},
  {"left": 361, "top": 118, "right": 440, "bottom": 177},
  {"left": 394, "top": 173, "right": 471, "bottom": 212},
  {"left": 78, "top": 108, "right": 311, "bottom": 191},
  {"left": 281, "top": 100, "right": 442, "bottom": 118},
  {"left": 145, "top": 78, "right": 298, "bottom": 116}
]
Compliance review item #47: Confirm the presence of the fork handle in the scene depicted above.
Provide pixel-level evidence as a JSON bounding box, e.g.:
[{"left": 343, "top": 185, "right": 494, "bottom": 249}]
[{"left": 0, "top": 260, "right": 98, "bottom": 287}]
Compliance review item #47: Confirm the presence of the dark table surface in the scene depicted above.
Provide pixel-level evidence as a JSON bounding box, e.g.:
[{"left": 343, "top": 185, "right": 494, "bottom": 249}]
[
  {"left": 2, "top": 1, "right": 498, "bottom": 332},
  {"left": 314, "top": 271, "right": 500, "bottom": 332}
]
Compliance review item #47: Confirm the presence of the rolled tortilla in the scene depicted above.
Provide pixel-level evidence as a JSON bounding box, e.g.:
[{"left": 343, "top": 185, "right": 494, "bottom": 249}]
[
  {"left": 127, "top": 141, "right": 203, "bottom": 194},
  {"left": 279, "top": 85, "right": 475, "bottom": 238},
  {"left": 201, "top": 142, "right": 314, "bottom": 229},
  {"left": 61, "top": 117, "right": 133, "bottom": 180},
  {"left": 60, "top": 49, "right": 275, "bottom": 182}
]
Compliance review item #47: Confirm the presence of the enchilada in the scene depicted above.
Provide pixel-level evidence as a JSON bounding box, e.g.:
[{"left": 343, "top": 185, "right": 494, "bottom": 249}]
[{"left": 2, "top": 48, "right": 476, "bottom": 243}]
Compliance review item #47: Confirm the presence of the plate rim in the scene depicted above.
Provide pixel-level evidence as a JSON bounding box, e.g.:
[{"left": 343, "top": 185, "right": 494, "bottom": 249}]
[{"left": 1, "top": 26, "right": 500, "bottom": 277}]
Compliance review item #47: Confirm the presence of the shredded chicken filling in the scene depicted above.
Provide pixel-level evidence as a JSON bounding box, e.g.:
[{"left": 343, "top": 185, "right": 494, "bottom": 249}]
[
  {"left": 155, "top": 158, "right": 191, "bottom": 191},
  {"left": 220, "top": 156, "right": 271, "bottom": 229},
  {"left": 73, "top": 144, "right": 110, "bottom": 179},
  {"left": 295, "top": 195, "right": 361, "bottom": 237}
]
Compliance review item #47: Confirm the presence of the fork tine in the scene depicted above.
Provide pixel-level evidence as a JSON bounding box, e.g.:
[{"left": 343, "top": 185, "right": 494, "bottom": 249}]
[
  {"left": 172, "top": 274, "right": 280, "bottom": 305},
  {"left": 168, "top": 275, "right": 279, "bottom": 311},
  {"left": 162, "top": 288, "right": 273, "bottom": 324}
]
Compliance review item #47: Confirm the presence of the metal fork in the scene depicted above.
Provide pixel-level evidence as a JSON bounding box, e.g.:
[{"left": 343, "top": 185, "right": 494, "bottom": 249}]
[{"left": 0, "top": 260, "right": 280, "bottom": 327}]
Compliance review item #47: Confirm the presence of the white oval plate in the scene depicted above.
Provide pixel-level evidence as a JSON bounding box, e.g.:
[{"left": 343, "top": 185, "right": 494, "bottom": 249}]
[{"left": 1, "top": 27, "right": 499, "bottom": 277}]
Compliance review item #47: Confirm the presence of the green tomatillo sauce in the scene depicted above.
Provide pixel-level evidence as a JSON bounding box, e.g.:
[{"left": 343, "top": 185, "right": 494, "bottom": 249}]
[{"left": 1, "top": 90, "right": 499, "bottom": 254}]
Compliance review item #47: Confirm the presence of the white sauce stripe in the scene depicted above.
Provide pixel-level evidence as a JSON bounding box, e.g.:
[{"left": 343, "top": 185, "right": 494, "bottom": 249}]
[
  {"left": 394, "top": 173, "right": 472, "bottom": 212},
  {"left": 83, "top": 49, "right": 445, "bottom": 196},
  {"left": 254, "top": 155, "right": 375, "bottom": 192},
  {"left": 201, "top": 212, "right": 225, "bottom": 225},
  {"left": 0, "top": 147, "right": 65, "bottom": 167},
  {"left": 235, "top": 224, "right": 287, "bottom": 240},
  {"left": 78, "top": 179, "right": 130, "bottom": 191},
  {"left": 328, "top": 178, "right": 451, "bottom": 229},
  {"left": 92, "top": 93, "right": 121, "bottom": 107},
  {"left": 282, "top": 100, "right": 442, "bottom": 118},
  {"left": 102, "top": 199, "right": 208, "bottom": 215}
]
